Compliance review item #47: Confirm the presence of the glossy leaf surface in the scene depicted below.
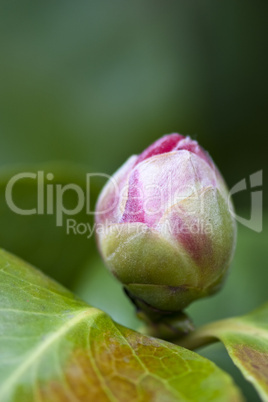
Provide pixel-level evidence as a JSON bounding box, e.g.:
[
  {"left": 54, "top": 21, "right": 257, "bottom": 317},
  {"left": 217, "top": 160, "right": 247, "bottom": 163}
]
[
  {"left": 0, "top": 249, "right": 242, "bottom": 402},
  {"left": 180, "top": 304, "right": 268, "bottom": 401}
]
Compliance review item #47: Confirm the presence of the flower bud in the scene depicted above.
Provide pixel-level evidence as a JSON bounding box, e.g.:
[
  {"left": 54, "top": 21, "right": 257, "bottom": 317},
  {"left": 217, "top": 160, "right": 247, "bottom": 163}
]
[{"left": 95, "top": 134, "right": 236, "bottom": 316}]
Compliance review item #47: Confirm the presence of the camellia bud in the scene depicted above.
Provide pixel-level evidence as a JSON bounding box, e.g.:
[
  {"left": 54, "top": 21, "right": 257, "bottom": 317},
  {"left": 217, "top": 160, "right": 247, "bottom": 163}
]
[{"left": 95, "top": 134, "right": 236, "bottom": 321}]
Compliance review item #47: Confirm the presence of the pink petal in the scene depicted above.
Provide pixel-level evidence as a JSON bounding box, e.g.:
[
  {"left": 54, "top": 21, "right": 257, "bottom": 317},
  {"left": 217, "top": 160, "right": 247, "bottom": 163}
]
[
  {"left": 121, "top": 151, "right": 217, "bottom": 227},
  {"left": 135, "top": 133, "right": 184, "bottom": 166}
]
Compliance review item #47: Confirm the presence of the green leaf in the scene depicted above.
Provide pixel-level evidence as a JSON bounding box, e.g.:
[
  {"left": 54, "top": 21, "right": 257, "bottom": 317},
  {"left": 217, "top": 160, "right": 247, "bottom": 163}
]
[
  {"left": 0, "top": 163, "right": 100, "bottom": 288},
  {"left": 0, "top": 249, "right": 243, "bottom": 402},
  {"left": 179, "top": 303, "right": 268, "bottom": 401}
]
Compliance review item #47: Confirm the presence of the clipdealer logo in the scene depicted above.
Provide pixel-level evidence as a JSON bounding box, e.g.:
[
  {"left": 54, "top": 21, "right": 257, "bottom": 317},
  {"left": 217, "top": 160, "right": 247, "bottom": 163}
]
[
  {"left": 4, "top": 169, "right": 263, "bottom": 235},
  {"left": 228, "top": 170, "right": 263, "bottom": 233},
  {"left": 5, "top": 171, "right": 114, "bottom": 227}
]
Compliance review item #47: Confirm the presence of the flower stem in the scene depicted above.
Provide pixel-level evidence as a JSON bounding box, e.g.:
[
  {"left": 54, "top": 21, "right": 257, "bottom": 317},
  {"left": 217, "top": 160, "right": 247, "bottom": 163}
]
[{"left": 173, "top": 318, "right": 235, "bottom": 350}]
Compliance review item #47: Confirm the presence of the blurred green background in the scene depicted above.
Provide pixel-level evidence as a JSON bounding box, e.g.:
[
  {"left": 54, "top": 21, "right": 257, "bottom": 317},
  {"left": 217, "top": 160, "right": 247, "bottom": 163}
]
[{"left": 0, "top": 1, "right": 267, "bottom": 400}]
